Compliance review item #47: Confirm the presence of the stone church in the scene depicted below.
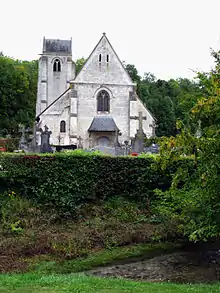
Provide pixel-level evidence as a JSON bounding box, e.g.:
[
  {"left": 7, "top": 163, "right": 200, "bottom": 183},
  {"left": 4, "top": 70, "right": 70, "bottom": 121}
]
[{"left": 36, "top": 33, "right": 155, "bottom": 150}]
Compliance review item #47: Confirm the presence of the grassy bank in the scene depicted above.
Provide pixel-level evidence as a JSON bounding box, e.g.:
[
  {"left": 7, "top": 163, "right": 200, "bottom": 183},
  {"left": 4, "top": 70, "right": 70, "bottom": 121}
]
[
  {"left": 0, "top": 194, "right": 178, "bottom": 273},
  {"left": 32, "top": 242, "right": 180, "bottom": 274},
  {"left": 0, "top": 273, "right": 219, "bottom": 293}
]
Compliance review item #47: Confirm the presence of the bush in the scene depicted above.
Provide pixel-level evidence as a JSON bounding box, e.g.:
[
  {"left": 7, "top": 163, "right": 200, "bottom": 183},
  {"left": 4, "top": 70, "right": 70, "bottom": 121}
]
[
  {"left": 0, "top": 152, "right": 193, "bottom": 216},
  {"left": 0, "top": 191, "right": 32, "bottom": 234}
]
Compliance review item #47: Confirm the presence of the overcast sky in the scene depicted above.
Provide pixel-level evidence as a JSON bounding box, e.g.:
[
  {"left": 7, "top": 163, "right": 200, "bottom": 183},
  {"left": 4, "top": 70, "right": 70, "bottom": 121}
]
[{"left": 0, "top": 0, "right": 219, "bottom": 80}]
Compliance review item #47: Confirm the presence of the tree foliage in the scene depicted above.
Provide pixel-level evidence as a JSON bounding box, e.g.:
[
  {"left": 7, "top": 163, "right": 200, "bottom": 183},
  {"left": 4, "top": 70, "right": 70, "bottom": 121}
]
[
  {"left": 0, "top": 55, "right": 38, "bottom": 137},
  {"left": 125, "top": 64, "right": 141, "bottom": 84},
  {"left": 125, "top": 64, "right": 205, "bottom": 137},
  {"left": 155, "top": 50, "right": 220, "bottom": 241},
  {"left": 75, "top": 57, "right": 86, "bottom": 75}
]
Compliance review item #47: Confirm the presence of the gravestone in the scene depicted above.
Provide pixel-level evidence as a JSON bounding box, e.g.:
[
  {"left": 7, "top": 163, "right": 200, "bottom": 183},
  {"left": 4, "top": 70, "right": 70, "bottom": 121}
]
[
  {"left": 18, "top": 125, "right": 28, "bottom": 151},
  {"left": 93, "top": 145, "right": 116, "bottom": 156},
  {"left": 144, "top": 143, "right": 159, "bottom": 154},
  {"left": 133, "top": 112, "right": 146, "bottom": 153},
  {"left": 124, "top": 140, "right": 129, "bottom": 156},
  {"left": 40, "top": 125, "right": 53, "bottom": 153},
  {"left": 78, "top": 136, "right": 83, "bottom": 149},
  {"left": 18, "top": 124, "right": 34, "bottom": 152},
  {"left": 150, "top": 121, "right": 156, "bottom": 137}
]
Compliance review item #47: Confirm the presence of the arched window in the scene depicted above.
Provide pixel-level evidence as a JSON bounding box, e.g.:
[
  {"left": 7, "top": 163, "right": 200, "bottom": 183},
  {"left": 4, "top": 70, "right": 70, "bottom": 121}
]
[
  {"left": 99, "top": 54, "right": 102, "bottom": 62},
  {"left": 60, "top": 120, "right": 66, "bottom": 132},
  {"left": 97, "top": 90, "right": 110, "bottom": 112},
  {"left": 53, "top": 59, "right": 61, "bottom": 72},
  {"left": 106, "top": 54, "right": 109, "bottom": 63}
]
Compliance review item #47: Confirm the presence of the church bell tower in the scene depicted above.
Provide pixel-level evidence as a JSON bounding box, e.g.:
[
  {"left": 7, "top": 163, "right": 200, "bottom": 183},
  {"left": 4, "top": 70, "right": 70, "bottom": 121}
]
[{"left": 36, "top": 37, "right": 75, "bottom": 117}]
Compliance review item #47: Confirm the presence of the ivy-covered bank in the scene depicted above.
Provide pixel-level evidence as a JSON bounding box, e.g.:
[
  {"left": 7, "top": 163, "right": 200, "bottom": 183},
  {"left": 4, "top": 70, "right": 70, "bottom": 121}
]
[{"left": 0, "top": 151, "right": 192, "bottom": 215}]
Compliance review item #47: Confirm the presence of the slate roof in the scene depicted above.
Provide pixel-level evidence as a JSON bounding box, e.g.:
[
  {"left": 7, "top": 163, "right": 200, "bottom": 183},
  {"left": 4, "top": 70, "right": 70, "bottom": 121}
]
[
  {"left": 43, "top": 38, "right": 72, "bottom": 53},
  {"left": 88, "top": 116, "right": 119, "bottom": 132}
]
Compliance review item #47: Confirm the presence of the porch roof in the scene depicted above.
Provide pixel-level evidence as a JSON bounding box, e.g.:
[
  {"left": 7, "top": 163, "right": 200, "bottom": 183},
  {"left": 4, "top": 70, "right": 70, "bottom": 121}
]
[{"left": 88, "top": 116, "right": 119, "bottom": 132}]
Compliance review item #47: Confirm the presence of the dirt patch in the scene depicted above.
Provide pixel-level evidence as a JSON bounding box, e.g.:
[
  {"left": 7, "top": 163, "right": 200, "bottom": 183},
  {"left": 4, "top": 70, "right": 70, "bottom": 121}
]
[
  {"left": 0, "top": 256, "right": 27, "bottom": 273},
  {"left": 88, "top": 246, "right": 220, "bottom": 283}
]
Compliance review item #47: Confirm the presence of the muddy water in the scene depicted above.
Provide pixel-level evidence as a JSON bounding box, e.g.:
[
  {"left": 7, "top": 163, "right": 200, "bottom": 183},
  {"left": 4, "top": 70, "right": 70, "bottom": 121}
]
[{"left": 89, "top": 245, "right": 220, "bottom": 283}]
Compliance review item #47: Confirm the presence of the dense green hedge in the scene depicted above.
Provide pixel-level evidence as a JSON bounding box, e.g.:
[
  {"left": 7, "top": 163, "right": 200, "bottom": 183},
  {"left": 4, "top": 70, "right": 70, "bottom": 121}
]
[{"left": 0, "top": 152, "right": 193, "bottom": 215}]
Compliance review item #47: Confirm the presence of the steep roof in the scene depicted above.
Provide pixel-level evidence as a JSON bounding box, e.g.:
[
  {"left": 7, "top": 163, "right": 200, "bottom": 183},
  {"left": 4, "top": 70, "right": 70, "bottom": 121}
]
[
  {"left": 43, "top": 38, "right": 72, "bottom": 54},
  {"left": 88, "top": 116, "right": 119, "bottom": 132}
]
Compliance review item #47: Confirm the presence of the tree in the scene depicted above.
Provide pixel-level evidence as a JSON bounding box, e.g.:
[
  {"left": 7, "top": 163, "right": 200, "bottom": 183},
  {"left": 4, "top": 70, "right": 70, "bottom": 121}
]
[
  {"left": 123, "top": 65, "right": 176, "bottom": 136},
  {"left": 125, "top": 64, "right": 141, "bottom": 84},
  {"left": 139, "top": 76, "right": 176, "bottom": 136},
  {"left": 168, "top": 78, "right": 204, "bottom": 130},
  {"left": 0, "top": 56, "right": 38, "bottom": 136},
  {"left": 75, "top": 57, "right": 86, "bottom": 75},
  {"left": 155, "top": 50, "right": 220, "bottom": 241}
]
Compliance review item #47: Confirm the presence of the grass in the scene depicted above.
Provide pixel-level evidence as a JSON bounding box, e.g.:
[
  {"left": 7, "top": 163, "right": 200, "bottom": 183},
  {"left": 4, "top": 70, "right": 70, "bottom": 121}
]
[
  {"left": 0, "top": 273, "right": 219, "bottom": 293},
  {"left": 31, "top": 242, "right": 181, "bottom": 274}
]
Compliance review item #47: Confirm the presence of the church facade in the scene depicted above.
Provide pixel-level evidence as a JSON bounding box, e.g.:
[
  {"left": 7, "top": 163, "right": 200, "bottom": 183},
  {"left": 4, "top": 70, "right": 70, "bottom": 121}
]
[{"left": 36, "top": 33, "right": 155, "bottom": 149}]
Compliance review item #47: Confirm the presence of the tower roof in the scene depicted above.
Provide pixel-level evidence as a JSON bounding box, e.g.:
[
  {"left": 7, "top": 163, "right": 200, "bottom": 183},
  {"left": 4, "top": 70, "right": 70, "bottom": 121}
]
[{"left": 43, "top": 38, "right": 72, "bottom": 54}]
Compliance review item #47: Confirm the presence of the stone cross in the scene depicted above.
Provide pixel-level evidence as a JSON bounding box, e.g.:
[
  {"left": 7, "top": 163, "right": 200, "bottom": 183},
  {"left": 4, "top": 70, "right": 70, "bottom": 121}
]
[
  {"left": 88, "top": 135, "right": 93, "bottom": 148},
  {"left": 138, "top": 111, "right": 143, "bottom": 132},
  {"left": 124, "top": 140, "right": 129, "bottom": 156},
  {"left": 19, "top": 124, "right": 26, "bottom": 145},
  {"left": 18, "top": 124, "right": 33, "bottom": 152},
  {"left": 133, "top": 112, "right": 146, "bottom": 153},
  {"left": 40, "top": 125, "right": 53, "bottom": 153},
  {"left": 57, "top": 134, "right": 61, "bottom": 145},
  {"left": 78, "top": 136, "right": 83, "bottom": 149}
]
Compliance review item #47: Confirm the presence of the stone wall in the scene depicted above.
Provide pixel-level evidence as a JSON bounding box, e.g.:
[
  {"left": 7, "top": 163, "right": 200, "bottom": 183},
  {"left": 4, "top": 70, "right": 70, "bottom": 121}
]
[
  {"left": 36, "top": 92, "right": 71, "bottom": 146},
  {"left": 72, "top": 83, "right": 132, "bottom": 148}
]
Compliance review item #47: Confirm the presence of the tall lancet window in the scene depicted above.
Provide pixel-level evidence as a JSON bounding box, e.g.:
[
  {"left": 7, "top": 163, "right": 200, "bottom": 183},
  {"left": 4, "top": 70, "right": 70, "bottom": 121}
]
[
  {"left": 97, "top": 90, "right": 110, "bottom": 112},
  {"left": 53, "top": 59, "right": 61, "bottom": 72},
  {"left": 60, "top": 120, "right": 66, "bottom": 133}
]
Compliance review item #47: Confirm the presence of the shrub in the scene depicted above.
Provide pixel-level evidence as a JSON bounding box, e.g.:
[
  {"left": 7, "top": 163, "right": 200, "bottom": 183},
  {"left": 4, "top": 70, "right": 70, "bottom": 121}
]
[
  {"left": 0, "top": 191, "right": 32, "bottom": 234},
  {"left": 0, "top": 152, "right": 193, "bottom": 216}
]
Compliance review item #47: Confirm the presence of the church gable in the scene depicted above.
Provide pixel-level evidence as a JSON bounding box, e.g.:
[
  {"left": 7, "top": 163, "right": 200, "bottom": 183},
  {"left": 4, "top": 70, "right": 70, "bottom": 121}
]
[{"left": 74, "top": 33, "right": 134, "bottom": 86}]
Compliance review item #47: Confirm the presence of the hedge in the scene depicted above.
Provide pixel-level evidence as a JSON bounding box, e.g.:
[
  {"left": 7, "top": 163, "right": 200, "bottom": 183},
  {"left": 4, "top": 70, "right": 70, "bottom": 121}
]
[{"left": 0, "top": 151, "right": 193, "bottom": 215}]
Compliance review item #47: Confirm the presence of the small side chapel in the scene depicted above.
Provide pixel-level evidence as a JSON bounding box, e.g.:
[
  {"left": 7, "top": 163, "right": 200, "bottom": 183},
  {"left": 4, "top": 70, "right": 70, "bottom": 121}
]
[{"left": 36, "top": 33, "right": 155, "bottom": 149}]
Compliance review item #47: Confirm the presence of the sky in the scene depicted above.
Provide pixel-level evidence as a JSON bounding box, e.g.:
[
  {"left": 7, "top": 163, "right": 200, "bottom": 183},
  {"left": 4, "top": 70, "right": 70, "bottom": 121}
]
[{"left": 0, "top": 0, "right": 220, "bottom": 80}]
